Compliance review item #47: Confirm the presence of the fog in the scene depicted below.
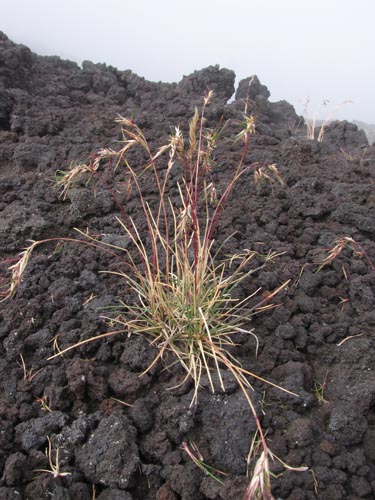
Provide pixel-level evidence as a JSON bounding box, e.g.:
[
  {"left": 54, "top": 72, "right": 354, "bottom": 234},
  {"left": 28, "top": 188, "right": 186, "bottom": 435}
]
[{"left": 2, "top": 0, "right": 374, "bottom": 123}]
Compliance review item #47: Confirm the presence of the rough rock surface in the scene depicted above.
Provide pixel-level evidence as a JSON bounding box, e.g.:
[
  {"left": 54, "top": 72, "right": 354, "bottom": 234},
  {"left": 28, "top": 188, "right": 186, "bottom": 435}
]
[{"left": 0, "top": 31, "right": 374, "bottom": 499}]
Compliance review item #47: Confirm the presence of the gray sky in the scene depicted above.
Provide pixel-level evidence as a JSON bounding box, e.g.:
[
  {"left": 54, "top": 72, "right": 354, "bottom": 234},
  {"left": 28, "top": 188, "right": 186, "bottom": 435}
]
[{"left": 2, "top": 0, "right": 374, "bottom": 123}]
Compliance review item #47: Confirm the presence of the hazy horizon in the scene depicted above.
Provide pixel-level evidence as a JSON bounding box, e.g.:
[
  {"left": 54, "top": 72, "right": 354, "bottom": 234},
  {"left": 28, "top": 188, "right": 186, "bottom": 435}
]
[{"left": 2, "top": 0, "right": 374, "bottom": 124}]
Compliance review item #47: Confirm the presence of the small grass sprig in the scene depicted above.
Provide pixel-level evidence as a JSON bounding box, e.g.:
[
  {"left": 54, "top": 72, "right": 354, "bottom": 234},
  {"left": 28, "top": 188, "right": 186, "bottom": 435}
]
[
  {"left": 313, "top": 371, "right": 329, "bottom": 404},
  {"left": 35, "top": 396, "right": 53, "bottom": 413},
  {"left": 34, "top": 436, "right": 71, "bottom": 479},
  {"left": 182, "top": 441, "right": 227, "bottom": 484},
  {"left": 19, "top": 354, "right": 43, "bottom": 382}
]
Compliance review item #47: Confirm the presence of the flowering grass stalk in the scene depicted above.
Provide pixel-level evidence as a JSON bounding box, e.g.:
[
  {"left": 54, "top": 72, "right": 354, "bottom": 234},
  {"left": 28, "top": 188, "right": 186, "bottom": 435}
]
[
  {"left": 253, "top": 163, "right": 285, "bottom": 193},
  {"left": 316, "top": 236, "right": 375, "bottom": 273},
  {"left": 244, "top": 431, "right": 308, "bottom": 500}
]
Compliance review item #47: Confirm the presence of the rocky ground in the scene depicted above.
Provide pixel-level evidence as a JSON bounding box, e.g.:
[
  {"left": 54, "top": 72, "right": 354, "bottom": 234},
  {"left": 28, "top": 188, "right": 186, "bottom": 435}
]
[{"left": 1, "top": 31, "right": 375, "bottom": 500}]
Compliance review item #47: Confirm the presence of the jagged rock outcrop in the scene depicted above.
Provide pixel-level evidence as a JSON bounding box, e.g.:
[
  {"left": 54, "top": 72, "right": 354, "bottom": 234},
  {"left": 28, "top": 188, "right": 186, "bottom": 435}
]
[
  {"left": 323, "top": 120, "right": 368, "bottom": 149},
  {"left": 235, "top": 74, "right": 271, "bottom": 101},
  {"left": 179, "top": 64, "right": 236, "bottom": 101},
  {"left": 0, "top": 30, "right": 304, "bottom": 176}
]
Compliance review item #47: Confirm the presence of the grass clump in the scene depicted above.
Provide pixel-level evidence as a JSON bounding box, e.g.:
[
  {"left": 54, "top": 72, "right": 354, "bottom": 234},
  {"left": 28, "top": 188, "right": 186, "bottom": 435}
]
[
  {"left": 52, "top": 92, "right": 290, "bottom": 400},
  {"left": 1, "top": 92, "right": 301, "bottom": 498}
]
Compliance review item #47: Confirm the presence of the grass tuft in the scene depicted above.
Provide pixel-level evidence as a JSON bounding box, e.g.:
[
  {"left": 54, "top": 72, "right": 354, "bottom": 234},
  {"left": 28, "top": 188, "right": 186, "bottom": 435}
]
[{"left": 2, "top": 93, "right": 301, "bottom": 497}]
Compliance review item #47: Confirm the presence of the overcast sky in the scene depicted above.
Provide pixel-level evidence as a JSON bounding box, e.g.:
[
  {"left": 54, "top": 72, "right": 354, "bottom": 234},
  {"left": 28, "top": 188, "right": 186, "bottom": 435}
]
[{"left": 2, "top": 0, "right": 374, "bottom": 123}]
